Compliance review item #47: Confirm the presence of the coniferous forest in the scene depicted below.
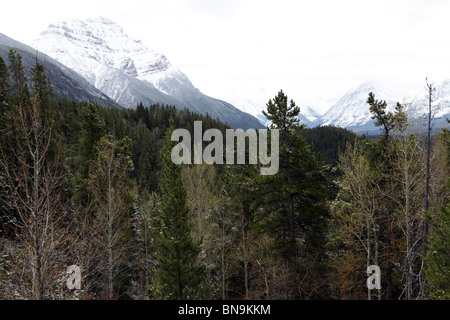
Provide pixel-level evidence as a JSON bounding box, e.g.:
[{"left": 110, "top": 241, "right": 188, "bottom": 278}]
[{"left": 0, "top": 51, "right": 448, "bottom": 300}]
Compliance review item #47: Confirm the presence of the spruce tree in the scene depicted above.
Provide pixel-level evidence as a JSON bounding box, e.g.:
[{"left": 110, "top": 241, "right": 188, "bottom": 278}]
[
  {"left": 30, "top": 62, "right": 53, "bottom": 123},
  {"left": 74, "top": 103, "right": 106, "bottom": 205},
  {"left": 8, "top": 49, "right": 29, "bottom": 108},
  {"left": 154, "top": 117, "right": 205, "bottom": 299}
]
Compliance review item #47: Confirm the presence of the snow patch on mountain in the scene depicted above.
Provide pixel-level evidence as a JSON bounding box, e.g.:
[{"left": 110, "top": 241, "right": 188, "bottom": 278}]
[
  {"left": 32, "top": 16, "right": 184, "bottom": 96},
  {"left": 221, "top": 87, "right": 324, "bottom": 127},
  {"left": 323, "top": 79, "right": 449, "bottom": 131},
  {"left": 31, "top": 16, "right": 264, "bottom": 129},
  {"left": 30, "top": 16, "right": 448, "bottom": 132}
]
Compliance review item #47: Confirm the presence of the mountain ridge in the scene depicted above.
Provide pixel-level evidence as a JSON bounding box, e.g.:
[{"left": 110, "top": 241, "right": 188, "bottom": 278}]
[
  {"left": 234, "top": 80, "right": 449, "bottom": 134},
  {"left": 0, "top": 32, "right": 121, "bottom": 109},
  {"left": 32, "top": 16, "right": 264, "bottom": 130}
]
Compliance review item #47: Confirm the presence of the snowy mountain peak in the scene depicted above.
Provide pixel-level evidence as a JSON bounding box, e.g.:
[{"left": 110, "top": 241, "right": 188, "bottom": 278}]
[
  {"left": 300, "top": 105, "right": 321, "bottom": 122},
  {"left": 318, "top": 79, "right": 450, "bottom": 133},
  {"left": 32, "top": 17, "right": 184, "bottom": 100},
  {"left": 35, "top": 17, "right": 170, "bottom": 72},
  {"left": 320, "top": 80, "right": 413, "bottom": 128},
  {"left": 345, "top": 80, "right": 406, "bottom": 102},
  {"left": 31, "top": 17, "right": 263, "bottom": 129}
]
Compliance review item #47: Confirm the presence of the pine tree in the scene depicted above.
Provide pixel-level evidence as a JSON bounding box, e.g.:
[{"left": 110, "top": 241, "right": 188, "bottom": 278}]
[
  {"left": 257, "top": 90, "right": 333, "bottom": 299},
  {"left": 30, "top": 62, "right": 53, "bottom": 121},
  {"left": 367, "top": 92, "right": 396, "bottom": 143},
  {"left": 365, "top": 92, "right": 404, "bottom": 299},
  {"left": 79, "top": 104, "right": 106, "bottom": 172},
  {"left": 74, "top": 103, "right": 106, "bottom": 205},
  {"left": 154, "top": 117, "right": 205, "bottom": 299},
  {"left": 8, "top": 49, "right": 29, "bottom": 108}
]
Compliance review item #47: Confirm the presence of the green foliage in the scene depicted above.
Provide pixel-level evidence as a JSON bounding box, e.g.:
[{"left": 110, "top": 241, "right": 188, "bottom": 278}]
[
  {"left": 0, "top": 56, "right": 9, "bottom": 110},
  {"left": 425, "top": 126, "right": 450, "bottom": 300},
  {"left": 255, "top": 90, "right": 335, "bottom": 299},
  {"left": 299, "top": 126, "right": 361, "bottom": 165},
  {"left": 30, "top": 62, "right": 53, "bottom": 122},
  {"left": 263, "top": 89, "right": 303, "bottom": 131},
  {"left": 424, "top": 198, "right": 450, "bottom": 300},
  {"left": 367, "top": 92, "right": 394, "bottom": 139},
  {"left": 367, "top": 92, "right": 406, "bottom": 142},
  {"left": 154, "top": 118, "right": 205, "bottom": 299},
  {"left": 1, "top": 51, "right": 448, "bottom": 301},
  {"left": 8, "top": 49, "right": 29, "bottom": 107}
]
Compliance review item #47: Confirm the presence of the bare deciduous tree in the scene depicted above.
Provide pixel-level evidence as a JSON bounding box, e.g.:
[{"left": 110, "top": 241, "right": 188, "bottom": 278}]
[
  {"left": 87, "top": 135, "right": 133, "bottom": 299},
  {"left": 1, "top": 90, "right": 72, "bottom": 300}
]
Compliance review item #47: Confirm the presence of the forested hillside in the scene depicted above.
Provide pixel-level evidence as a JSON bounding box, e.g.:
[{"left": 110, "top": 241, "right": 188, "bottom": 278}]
[
  {"left": 0, "top": 51, "right": 448, "bottom": 300},
  {"left": 299, "top": 126, "right": 362, "bottom": 166}
]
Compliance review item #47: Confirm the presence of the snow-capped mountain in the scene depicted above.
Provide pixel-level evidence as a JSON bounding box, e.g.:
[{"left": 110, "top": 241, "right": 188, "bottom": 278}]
[
  {"left": 217, "top": 78, "right": 448, "bottom": 133},
  {"left": 223, "top": 87, "right": 323, "bottom": 127},
  {"left": 321, "top": 80, "right": 412, "bottom": 128},
  {"left": 32, "top": 16, "right": 263, "bottom": 129},
  {"left": 0, "top": 32, "right": 119, "bottom": 108},
  {"left": 319, "top": 80, "right": 450, "bottom": 134},
  {"left": 298, "top": 104, "right": 321, "bottom": 125},
  {"left": 28, "top": 16, "right": 449, "bottom": 133}
]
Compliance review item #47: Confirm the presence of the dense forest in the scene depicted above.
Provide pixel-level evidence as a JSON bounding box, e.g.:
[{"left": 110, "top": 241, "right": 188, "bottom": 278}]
[
  {"left": 299, "top": 125, "right": 363, "bottom": 166},
  {"left": 0, "top": 50, "right": 448, "bottom": 300}
]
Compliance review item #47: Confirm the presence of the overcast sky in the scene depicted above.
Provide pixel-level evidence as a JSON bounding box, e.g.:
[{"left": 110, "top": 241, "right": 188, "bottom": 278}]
[{"left": 2, "top": 0, "right": 450, "bottom": 113}]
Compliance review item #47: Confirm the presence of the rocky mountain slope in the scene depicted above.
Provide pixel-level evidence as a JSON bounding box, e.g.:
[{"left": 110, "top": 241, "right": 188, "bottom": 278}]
[
  {"left": 32, "top": 16, "right": 263, "bottom": 129},
  {"left": 0, "top": 32, "right": 120, "bottom": 109}
]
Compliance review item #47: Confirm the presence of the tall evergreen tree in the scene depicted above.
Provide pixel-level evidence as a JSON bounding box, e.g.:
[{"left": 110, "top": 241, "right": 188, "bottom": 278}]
[
  {"left": 367, "top": 92, "right": 396, "bottom": 143},
  {"left": 8, "top": 49, "right": 29, "bottom": 108},
  {"left": 154, "top": 117, "right": 205, "bottom": 299},
  {"left": 365, "top": 92, "right": 403, "bottom": 299},
  {"left": 30, "top": 62, "right": 53, "bottom": 124},
  {"left": 256, "top": 90, "right": 333, "bottom": 299},
  {"left": 74, "top": 103, "right": 106, "bottom": 205}
]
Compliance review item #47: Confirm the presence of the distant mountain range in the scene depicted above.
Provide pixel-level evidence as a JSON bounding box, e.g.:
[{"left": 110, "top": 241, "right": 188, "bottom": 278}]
[
  {"left": 319, "top": 80, "right": 450, "bottom": 134},
  {"left": 1, "top": 17, "right": 448, "bottom": 134},
  {"left": 232, "top": 80, "right": 450, "bottom": 134}
]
